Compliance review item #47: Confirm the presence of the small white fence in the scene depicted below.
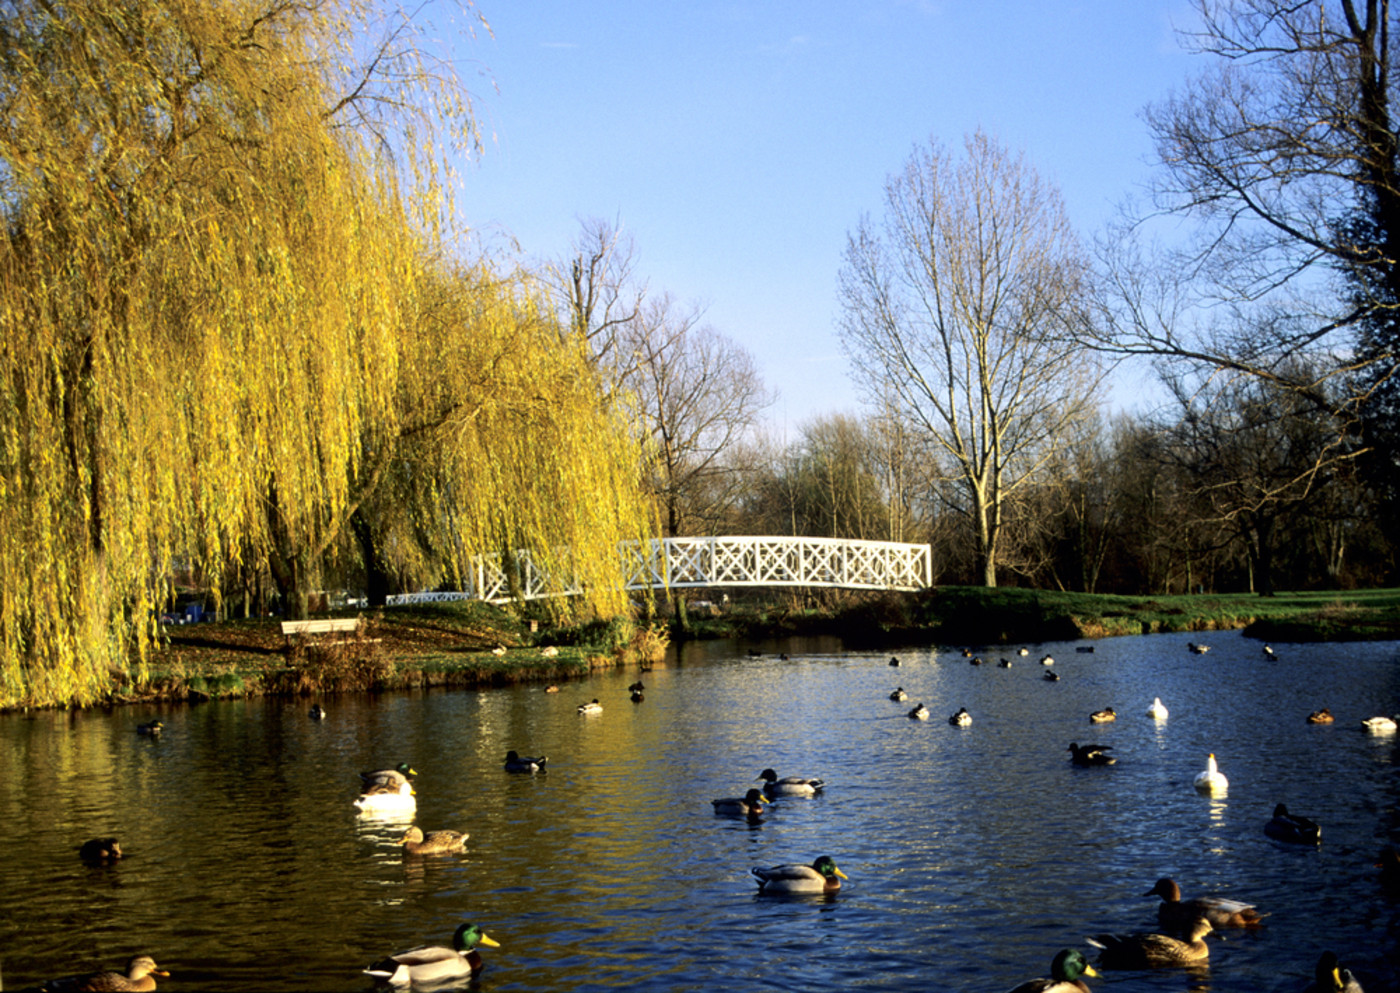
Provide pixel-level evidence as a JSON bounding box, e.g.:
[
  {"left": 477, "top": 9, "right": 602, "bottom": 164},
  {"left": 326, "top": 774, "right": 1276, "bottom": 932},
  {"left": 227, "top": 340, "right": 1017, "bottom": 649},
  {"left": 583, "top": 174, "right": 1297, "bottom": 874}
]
[{"left": 384, "top": 535, "right": 932, "bottom": 606}]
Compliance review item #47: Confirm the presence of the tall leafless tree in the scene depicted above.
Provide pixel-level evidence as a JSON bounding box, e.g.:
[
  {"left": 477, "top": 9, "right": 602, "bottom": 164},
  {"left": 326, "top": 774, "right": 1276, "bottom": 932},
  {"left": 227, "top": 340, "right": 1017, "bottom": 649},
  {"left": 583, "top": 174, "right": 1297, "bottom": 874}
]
[{"left": 838, "top": 131, "right": 1102, "bottom": 586}]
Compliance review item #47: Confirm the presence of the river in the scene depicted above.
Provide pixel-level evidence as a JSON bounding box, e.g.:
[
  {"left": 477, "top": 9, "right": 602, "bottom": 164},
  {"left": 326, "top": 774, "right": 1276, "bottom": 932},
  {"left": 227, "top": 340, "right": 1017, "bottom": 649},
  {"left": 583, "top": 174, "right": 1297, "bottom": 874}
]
[{"left": 3, "top": 629, "right": 1400, "bottom": 991}]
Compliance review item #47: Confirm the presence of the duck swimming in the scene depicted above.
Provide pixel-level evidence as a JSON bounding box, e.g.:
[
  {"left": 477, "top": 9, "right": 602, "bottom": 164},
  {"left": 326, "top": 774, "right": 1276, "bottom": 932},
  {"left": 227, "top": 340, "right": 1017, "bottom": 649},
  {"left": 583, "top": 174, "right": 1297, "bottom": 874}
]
[
  {"left": 1303, "top": 951, "right": 1365, "bottom": 993},
  {"left": 504, "top": 750, "right": 546, "bottom": 773},
  {"left": 1089, "top": 707, "right": 1116, "bottom": 724},
  {"left": 364, "top": 922, "right": 500, "bottom": 986},
  {"left": 750, "top": 855, "right": 847, "bottom": 895},
  {"left": 77, "top": 837, "right": 123, "bottom": 864},
  {"left": 757, "top": 768, "right": 824, "bottom": 797},
  {"left": 308, "top": 703, "right": 326, "bottom": 720},
  {"left": 1144, "top": 877, "right": 1264, "bottom": 932},
  {"left": 1087, "top": 917, "right": 1213, "bottom": 968},
  {"left": 42, "top": 954, "right": 169, "bottom": 992},
  {"left": 1043, "top": 670, "right": 1060, "bottom": 682},
  {"left": 1147, "top": 697, "right": 1169, "bottom": 719},
  {"left": 136, "top": 720, "right": 163, "bottom": 736},
  {"left": 712, "top": 788, "right": 768, "bottom": 819},
  {"left": 1265, "top": 803, "right": 1321, "bottom": 844},
  {"left": 1006, "top": 948, "right": 1098, "bottom": 993},
  {"left": 577, "top": 699, "right": 603, "bottom": 715},
  {"left": 948, "top": 707, "right": 972, "bottom": 727},
  {"left": 1068, "top": 742, "right": 1115, "bottom": 766},
  {"left": 1363, "top": 715, "right": 1397, "bottom": 732},
  {"left": 889, "top": 687, "right": 908, "bottom": 701},
  {"left": 908, "top": 702, "right": 930, "bottom": 720},
  {"left": 401, "top": 826, "right": 468, "bottom": 855},
  {"left": 1193, "top": 753, "right": 1228, "bottom": 793},
  {"left": 360, "top": 763, "right": 416, "bottom": 793},
  {"left": 1308, "top": 707, "right": 1336, "bottom": 724}
]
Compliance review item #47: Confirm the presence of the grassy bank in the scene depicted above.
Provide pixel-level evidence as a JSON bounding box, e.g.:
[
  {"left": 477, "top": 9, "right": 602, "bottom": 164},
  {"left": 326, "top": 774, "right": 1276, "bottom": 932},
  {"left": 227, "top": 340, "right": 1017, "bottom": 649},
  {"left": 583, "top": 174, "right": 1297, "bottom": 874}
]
[
  {"left": 30, "top": 585, "right": 1400, "bottom": 711},
  {"left": 108, "top": 601, "right": 668, "bottom": 708}
]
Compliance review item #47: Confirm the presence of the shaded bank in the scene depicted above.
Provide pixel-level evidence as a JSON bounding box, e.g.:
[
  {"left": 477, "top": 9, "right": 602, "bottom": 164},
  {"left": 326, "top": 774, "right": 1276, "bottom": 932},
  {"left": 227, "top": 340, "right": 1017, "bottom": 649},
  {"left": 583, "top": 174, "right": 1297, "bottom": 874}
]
[
  {"left": 13, "top": 586, "right": 1400, "bottom": 712},
  {"left": 672, "top": 586, "right": 1400, "bottom": 647}
]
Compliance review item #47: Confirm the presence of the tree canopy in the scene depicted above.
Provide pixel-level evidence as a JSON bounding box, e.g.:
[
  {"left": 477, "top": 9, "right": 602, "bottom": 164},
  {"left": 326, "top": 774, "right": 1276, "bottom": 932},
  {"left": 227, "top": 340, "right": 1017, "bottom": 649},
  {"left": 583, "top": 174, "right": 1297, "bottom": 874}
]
[{"left": 0, "top": 0, "right": 653, "bottom": 708}]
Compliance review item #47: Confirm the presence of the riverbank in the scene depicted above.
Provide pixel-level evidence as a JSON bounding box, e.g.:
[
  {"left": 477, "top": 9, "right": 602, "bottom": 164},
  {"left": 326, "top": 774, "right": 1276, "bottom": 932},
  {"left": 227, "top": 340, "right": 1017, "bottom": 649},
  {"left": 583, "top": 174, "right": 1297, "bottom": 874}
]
[{"left": 39, "top": 585, "right": 1400, "bottom": 711}]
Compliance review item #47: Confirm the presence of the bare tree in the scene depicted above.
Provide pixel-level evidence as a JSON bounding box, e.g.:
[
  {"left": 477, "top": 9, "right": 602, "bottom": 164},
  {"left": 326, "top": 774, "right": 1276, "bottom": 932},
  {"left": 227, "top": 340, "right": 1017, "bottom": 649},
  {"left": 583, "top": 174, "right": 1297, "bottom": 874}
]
[
  {"left": 546, "top": 217, "right": 647, "bottom": 379},
  {"left": 621, "top": 295, "right": 775, "bottom": 536},
  {"left": 838, "top": 131, "right": 1102, "bottom": 586}
]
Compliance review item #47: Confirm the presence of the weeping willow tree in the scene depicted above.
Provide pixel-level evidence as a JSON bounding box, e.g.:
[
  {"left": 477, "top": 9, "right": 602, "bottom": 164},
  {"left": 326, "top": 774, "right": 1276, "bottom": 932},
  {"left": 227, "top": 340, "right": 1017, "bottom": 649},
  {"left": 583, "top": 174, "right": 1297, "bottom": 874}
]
[
  {"left": 347, "top": 261, "right": 653, "bottom": 617},
  {"left": 0, "top": 1, "right": 653, "bottom": 708}
]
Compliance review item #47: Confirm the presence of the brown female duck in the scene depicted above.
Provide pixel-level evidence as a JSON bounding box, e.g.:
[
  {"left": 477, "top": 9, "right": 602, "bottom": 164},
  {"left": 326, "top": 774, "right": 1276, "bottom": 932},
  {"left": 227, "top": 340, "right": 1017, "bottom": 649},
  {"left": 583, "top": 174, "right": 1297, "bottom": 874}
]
[
  {"left": 401, "top": 826, "right": 468, "bottom": 854},
  {"left": 41, "top": 954, "right": 168, "bottom": 992},
  {"left": 1144, "top": 877, "right": 1264, "bottom": 932},
  {"left": 1087, "top": 918, "right": 1213, "bottom": 968}
]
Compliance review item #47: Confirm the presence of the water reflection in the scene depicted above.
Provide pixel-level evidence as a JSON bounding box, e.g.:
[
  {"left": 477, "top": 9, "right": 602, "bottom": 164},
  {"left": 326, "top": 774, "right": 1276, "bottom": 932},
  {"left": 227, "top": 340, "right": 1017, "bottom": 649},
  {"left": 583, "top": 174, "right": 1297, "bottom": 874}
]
[{"left": 1, "top": 630, "right": 1400, "bottom": 990}]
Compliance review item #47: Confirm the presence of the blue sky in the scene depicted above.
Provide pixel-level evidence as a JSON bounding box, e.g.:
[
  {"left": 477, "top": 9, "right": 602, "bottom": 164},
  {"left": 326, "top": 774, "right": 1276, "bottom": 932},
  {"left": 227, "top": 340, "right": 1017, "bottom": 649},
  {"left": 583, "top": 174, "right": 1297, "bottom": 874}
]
[{"left": 451, "top": 1, "right": 1202, "bottom": 433}]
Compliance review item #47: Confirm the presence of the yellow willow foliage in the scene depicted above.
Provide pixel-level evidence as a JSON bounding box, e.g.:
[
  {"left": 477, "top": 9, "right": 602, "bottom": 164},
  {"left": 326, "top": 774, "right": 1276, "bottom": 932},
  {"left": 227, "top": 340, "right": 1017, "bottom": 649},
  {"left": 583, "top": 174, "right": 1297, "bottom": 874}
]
[
  {"left": 371, "top": 263, "right": 655, "bottom": 621},
  {"left": 0, "top": 1, "right": 421, "bottom": 706}
]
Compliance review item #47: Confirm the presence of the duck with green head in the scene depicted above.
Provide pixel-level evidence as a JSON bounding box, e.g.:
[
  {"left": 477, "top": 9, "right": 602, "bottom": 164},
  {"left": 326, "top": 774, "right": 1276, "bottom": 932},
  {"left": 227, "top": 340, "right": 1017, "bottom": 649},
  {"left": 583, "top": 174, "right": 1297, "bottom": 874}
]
[
  {"left": 750, "top": 855, "right": 848, "bottom": 895},
  {"left": 1006, "top": 948, "right": 1098, "bottom": 992},
  {"left": 712, "top": 788, "right": 768, "bottom": 819},
  {"left": 364, "top": 922, "right": 501, "bottom": 986},
  {"left": 1303, "top": 950, "right": 1365, "bottom": 992},
  {"left": 756, "top": 768, "right": 825, "bottom": 797}
]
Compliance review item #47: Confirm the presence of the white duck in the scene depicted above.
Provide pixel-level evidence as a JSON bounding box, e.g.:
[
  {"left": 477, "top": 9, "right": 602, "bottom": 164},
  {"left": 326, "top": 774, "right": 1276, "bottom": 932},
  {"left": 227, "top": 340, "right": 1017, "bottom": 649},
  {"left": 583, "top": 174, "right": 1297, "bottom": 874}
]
[
  {"left": 1194, "top": 753, "right": 1228, "bottom": 794},
  {"left": 1147, "top": 697, "right": 1169, "bottom": 720},
  {"left": 1363, "top": 715, "right": 1398, "bottom": 733}
]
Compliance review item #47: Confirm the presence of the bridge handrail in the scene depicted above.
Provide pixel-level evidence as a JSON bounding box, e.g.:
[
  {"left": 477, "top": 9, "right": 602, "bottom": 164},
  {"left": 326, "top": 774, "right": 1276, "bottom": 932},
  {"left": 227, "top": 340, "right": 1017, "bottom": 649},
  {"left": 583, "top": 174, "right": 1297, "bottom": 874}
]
[{"left": 384, "top": 535, "right": 931, "bottom": 606}]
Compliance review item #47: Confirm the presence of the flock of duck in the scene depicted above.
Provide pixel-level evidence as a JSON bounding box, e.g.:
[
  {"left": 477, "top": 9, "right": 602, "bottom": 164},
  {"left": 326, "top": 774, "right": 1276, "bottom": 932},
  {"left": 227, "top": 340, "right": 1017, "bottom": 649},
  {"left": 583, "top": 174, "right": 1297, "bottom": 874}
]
[
  {"left": 40, "top": 638, "right": 1399, "bottom": 991},
  {"left": 882, "top": 640, "right": 1389, "bottom": 992}
]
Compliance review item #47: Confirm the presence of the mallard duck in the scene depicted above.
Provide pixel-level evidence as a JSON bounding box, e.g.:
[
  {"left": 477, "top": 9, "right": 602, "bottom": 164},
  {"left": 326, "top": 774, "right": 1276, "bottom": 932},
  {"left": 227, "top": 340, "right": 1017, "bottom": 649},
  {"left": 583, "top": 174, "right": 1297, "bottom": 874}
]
[
  {"left": 577, "top": 698, "right": 603, "bottom": 714},
  {"left": 1087, "top": 917, "right": 1212, "bottom": 968},
  {"left": 757, "top": 768, "right": 824, "bottom": 797},
  {"left": 712, "top": 788, "right": 768, "bottom": 818},
  {"left": 360, "top": 763, "right": 416, "bottom": 793},
  {"left": 354, "top": 779, "right": 417, "bottom": 816},
  {"left": 627, "top": 680, "right": 645, "bottom": 693},
  {"left": 1144, "top": 877, "right": 1264, "bottom": 931},
  {"left": 504, "top": 750, "right": 546, "bottom": 773},
  {"left": 1362, "top": 715, "right": 1397, "bottom": 732},
  {"left": 909, "top": 703, "right": 930, "bottom": 720},
  {"left": 401, "top": 826, "right": 468, "bottom": 855},
  {"left": 77, "top": 837, "right": 123, "bottom": 863},
  {"left": 1187, "top": 642, "right": 1210, "bottom": 655},
  {"left": 1017, "top": 647, "right": 1030, "bottom": 656},
  {"left": 1089, "top": 707, "right": 1116, "bottom": 723},
  {"left": 1303, "top": 951, "right": 1365, "bottom": 992},
  {"left": 42, "top": 954, "right": 169, "bottom": 992},
  {"left": 135, "top": 720, "right": 163, "bottom": 736},
  {"left": 1265, "top": 802, "right": 1321, "bottom": 844},
  {"left": 1006, "top": 948, "right": 1098, "bottom": 992},
  {"left": 1041, "top": 654, "right": 1055, "bottom": 665},
  {"left": 1308, "top": 707, "right": 1336, "bottom": 724},
  {"left": 630, "top": 689, "right": 644, "bottom": 702},
  {"left": 998, "top": 658, "right": 1012, "bottom": 668},
  {"left": 969, "top": 656, "right": 984, "bottom": 666},
  {"left": 888, "top": 656, "right": 901, "bottom": 666},
  {"left": 1194, "top": 753, "right": 1228, "bottom": 793},
  {"left": 1043, "top": 670, "right": 1060, "bottom": 681},
  {"left": 1147, "top": 697, "right": 1169, "bottom": 720},
  {"left": 889, "top": 687, "right": 908, "bottom": 701},
  {"left": 1068, "top": 742, "right": 1115, "bottom": 766},
  {"left": 948, "top": 707, "right": 972, "bottom": 727},
  {"left": 364, "top": 922, "right": 500, "bottom": 986},
  {"left": 750, "top": 855, "right": 848, "bottom": 894},
  {"left": 308, "top": 703, "right": 326, "bottom": 720}
]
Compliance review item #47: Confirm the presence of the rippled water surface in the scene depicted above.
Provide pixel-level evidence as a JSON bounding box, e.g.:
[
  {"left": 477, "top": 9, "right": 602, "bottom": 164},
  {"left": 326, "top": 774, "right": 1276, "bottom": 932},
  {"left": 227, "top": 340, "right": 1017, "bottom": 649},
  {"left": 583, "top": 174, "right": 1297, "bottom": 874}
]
[{"left": 5, "top": 629, "right": 1400, "bottom": 991}]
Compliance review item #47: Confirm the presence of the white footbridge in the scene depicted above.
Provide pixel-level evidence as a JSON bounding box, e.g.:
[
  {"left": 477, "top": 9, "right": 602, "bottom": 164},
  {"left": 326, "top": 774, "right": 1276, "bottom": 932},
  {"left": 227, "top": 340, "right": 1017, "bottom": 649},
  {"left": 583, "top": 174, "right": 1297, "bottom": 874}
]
[{"left": 385, "top": 535, "right": 932, "bottom": 606}]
